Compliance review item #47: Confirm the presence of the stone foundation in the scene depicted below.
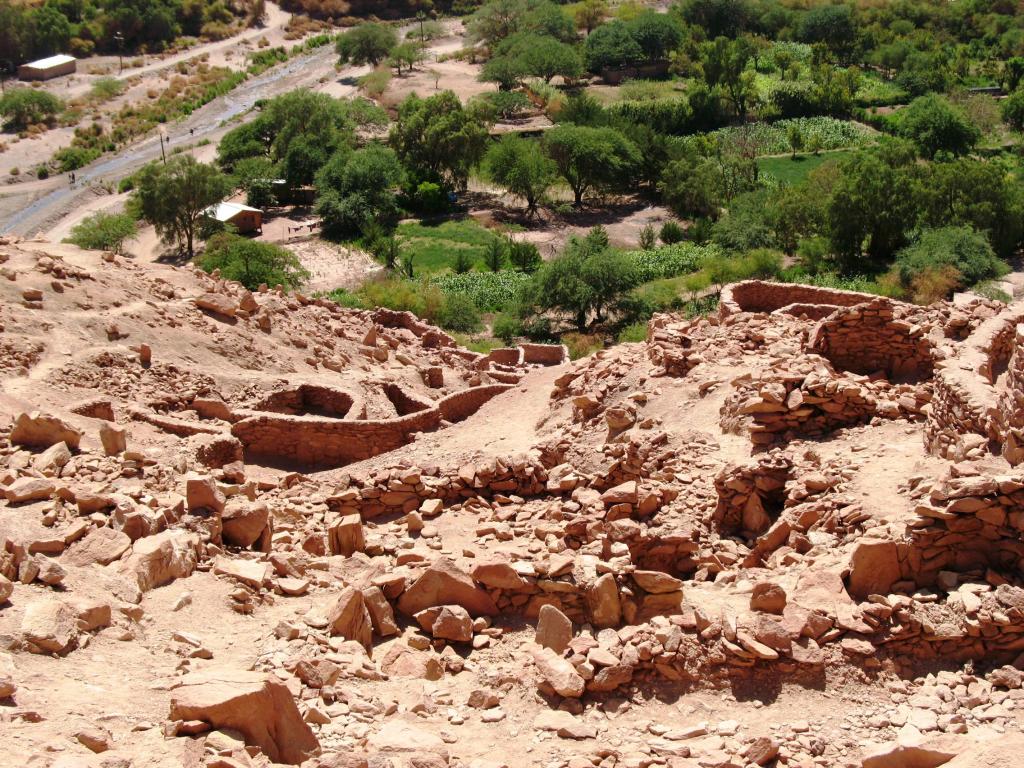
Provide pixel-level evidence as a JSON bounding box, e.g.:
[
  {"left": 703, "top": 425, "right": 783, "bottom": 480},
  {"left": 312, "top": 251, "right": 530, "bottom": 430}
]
[
  {"left": 809, "top": 299, "right": 934, "bottom": 382},
  {"left": 229, "top": 384, "right": 514, "bottom": 468},
  {"left": 719, "top": 280, "right": 883, "bottom": 318}
]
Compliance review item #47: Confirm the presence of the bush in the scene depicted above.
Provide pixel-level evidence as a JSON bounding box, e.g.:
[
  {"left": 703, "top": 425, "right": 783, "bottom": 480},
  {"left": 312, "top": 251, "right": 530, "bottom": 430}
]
[
  {"left": 0, "top": 89, "right": 63, "bottom": 130},
  {"left": 54, "top": 146, "right": 101, "bottom": 172},
  {"left": 617, "top": 322, "right": 648, "bottom": 343},
  {"left": 894, "top": 226, "right": 1007, "bottom": 293},
  {"left": 438, "top": 293, "right": 483, "bottom": 333},
  {"left": 896, "top": 94, "right": 980, "bottom": 159},
  {"left": 198, "top": 233, "right": 310, "bottom": 290},
  {"left": 492, "top": 313, "right": 522, "bottom": 345},
  {"left": 659, "top": 221, "right": 684, "bottom": 244},
  {"left": 414, "top": 181, "right": 448, "bottom": 215},
  {"left": 64, "top": 213, "right": 136, "bottom": 254}
]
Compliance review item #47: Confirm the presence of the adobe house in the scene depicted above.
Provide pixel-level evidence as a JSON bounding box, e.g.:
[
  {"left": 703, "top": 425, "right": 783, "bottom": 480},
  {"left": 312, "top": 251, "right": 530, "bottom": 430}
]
[
  {"left": 18, "top": 55, "right": 77, "bottom": 81},
  {"left": 206, "top": 202, "right": 263, "bottom": 235}
]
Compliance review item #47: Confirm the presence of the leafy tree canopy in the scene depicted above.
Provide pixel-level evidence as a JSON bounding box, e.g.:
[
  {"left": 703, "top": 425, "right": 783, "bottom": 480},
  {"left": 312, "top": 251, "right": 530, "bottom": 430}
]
[{"left": 198, "top": 232, "right": 310, "bottom": 290}]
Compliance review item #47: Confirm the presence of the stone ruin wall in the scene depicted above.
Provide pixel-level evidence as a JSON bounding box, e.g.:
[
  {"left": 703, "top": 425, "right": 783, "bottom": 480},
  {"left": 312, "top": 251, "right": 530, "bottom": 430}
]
[
  {"left": 719, "top": 280, "right": 883, "bottom": 318},
  {"left": 925, "top": 303, "right": 1024, "bottom": 464},
  {"left": 229, "top": 384, "right": 515, "bottom": 468},
  {"left": 520, "top": 343, "right": 570, "bottom": 366},
  {"left": 809, "top": 298, "right": 934, "bottom": 382},
  {"left": 998, "top": 326, "right": 1024, "bottom": 464}
]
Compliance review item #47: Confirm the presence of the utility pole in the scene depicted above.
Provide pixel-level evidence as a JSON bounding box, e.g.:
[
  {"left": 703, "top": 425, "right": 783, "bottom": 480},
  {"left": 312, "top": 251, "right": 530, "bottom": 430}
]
[{"left": 114, "top": 32, "right": 125, "bottom": 75}]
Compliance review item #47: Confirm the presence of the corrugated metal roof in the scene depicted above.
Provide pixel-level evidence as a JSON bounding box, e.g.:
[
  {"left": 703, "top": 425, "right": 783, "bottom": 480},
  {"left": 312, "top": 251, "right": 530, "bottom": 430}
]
[
  {"left": 22, "top": 55, "right": 76, "bottom": 70},
  {"left": 205, "top": 202, "right": 262, "bottom": 222}
]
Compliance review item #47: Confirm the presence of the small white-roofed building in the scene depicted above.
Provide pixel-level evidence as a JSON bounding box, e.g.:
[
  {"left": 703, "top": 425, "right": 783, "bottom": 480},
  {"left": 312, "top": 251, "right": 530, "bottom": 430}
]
[
  {"left": 205, "top": 201, "right": 263, "bottom": 234},
  {"left": 18, "top": 55, "right": 77, "bottom": 81}
]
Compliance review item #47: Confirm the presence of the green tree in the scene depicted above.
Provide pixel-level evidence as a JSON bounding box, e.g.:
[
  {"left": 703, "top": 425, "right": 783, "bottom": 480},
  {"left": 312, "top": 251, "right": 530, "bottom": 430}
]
[
  {"left": 131, "top": 156, "right": 231, "bottom": 259},
  {"left": 315, "top": 144, "right": 405, "bottom": 239},
  {"left": 467, "top": 0, "right": 530, "bottom": 46},
  {"left": 676, "top": 0, "right": 752, "bottom": 38},
  {"left": 797, "top": 4, "right": 857, "bottom": 64},
  {"left": 543, "top": 124, "right": 641, "bottom": 205},
  {"left": 701, "top": 36, "right": 756, "bottom": 118},
  {"left": 31, "top": 3, "right": 71, "bottom": 56},
  {"left": 389, "top": 90, "right": 489, "bottom": 191},
  {"left": 516, "top": 34, "right": 582, "bottom": 83},
  {"left": 787, "top": 123, "right": 804, "bottom": 158},
  {"left": 508, "top": 239, "right": 542, "bottom": 272},
  {"left": 336, "top": 23, "right": 398, "bottom": 67},
  {"left": 0, "top": 89, "right": 63, "bottom": 130},
  {"left": 484, "top": 237, "right": 506, "bottom": 271},
  {"left": 916, "top": 158, "right": 1024, "bottom": 260},
  {"left": 198, "top": 233, "right": 309, "bottom": 290},
  {"left": 575, "top": 0, "right": 607, "bottom": 33},
  {"left": 438, "top": 293, "right": 482, "bottom": 332},
  {"left": 625, "top": 11, "right": 683, "bottom": 61},
  {"left": 897, "top": 94, "right": 981, "bottom": 160},
  {"left": 64, "top": 212, "right": 136, "bottom": 254},
  {"left": 389, "top": 41, "right": 426, "bottom": 75},
  {"left": 894, "top": 226, "right": 1007, "bottom": 294},
  {"left": 639, "top": 223, "right": 656, "bottom": 249},
  {"left": 826, "top": 143, "right": 919, "bottom": 271},
  {"left": 483, "top": 134, "right": 557, "bottom": 215},
  {"left": 584, "top": 21, "right": 644, "bottom": 73},
  {"left": 528, "top": 233, "right": 639, "bottom": 330},
  {"left": 1002, "top": 89, "right": 1024, "bottom": 133}
]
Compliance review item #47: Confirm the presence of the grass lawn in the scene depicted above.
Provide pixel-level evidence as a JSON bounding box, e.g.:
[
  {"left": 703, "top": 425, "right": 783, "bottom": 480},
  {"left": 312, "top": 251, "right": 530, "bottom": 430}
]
[
  {"left": 397, "top": 218, "right": 508, "bottom": 275},
  {"left": 758, "top": 149, "right": 853, "bottom": 186}
]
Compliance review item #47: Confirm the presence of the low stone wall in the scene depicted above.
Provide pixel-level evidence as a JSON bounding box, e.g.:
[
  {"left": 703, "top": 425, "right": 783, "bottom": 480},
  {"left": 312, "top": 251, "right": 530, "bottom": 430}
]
[
  {"left": 382, "top": 383, "right": 432, "bottom": 416},
  {"left": 230, "top": 384, "right": 513, "bottom": 468},
  {"left": 898, "top": 464, "right": 1024, "bottom": 588},
  {"left": 438, "top": 384, "right": 514, "bottom": 423},
  {"left": 231, "top": 410, "right": 440, "bottom": 467},
  {"left": 809, "top": 299, "right": 934, "bottom": 382},
  {"left": 925, "top": 303, "right": 1024, "bottom": 462},
  {"left": 719, "top": 281, "right": 883, "bottom": 318},
  {"left": 252, "top": 384, "right": 360, "bottom": 419},
  {"left": 714, "top": 453, "right": 793, "bottom": 537},
  {"left": 483, "top": 348, "right": 524, "bottom": 367},
  {"left": 371, "top": 308, "right": 456, "bottom": 348},
  {"left": 520, "top": 343, "right": 569, "bottom": 366},
  {"left": 998, "top": 327, "right": 1024, "bottom": 464}
]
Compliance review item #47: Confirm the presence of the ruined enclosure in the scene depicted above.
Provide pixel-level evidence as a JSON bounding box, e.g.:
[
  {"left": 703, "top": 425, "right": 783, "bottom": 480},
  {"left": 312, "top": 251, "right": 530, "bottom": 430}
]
[
  {"left": 251, "top": 383, "right": 360, "bottom": 419},
  {"left": 809, "top": 299, "right": 935, "bottom": 383}
]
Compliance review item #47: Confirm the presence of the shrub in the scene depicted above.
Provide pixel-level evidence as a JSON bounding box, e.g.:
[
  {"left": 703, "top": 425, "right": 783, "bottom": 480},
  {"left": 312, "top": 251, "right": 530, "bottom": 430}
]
[
  {"left": 64, "top": 213, "right": 136, "bottom": 254},
  {"left": 438, "top": 293, "right": 483, "bottom": 333},
  {"left": 492, "top": 313, "right": 522, "bottom": 345},
  {"left": 414, "top": 181, "right": 448, "bottom": 215},
  {"left": 659, "top": 221, "right": 684, "bottom": 244},
  {"left": 198, "top": 233, "right": 310, "bottom": 290},
  {"left": 639, "top": 223, "right": 656, "bottom": 250},
  {"left": 0, "top": 89, "right": 63, "bottom": 130},
  {"left": 894, "top": 227, "right": 1007, "bottom": 292},
  {"left": 617, "top": 322, "right": 648, "bottom": 343},
  {"left": 896, "top": 94, "right": 980, "bottom": 159},
  {"left": 54, "top": 146, "right": 101, "bottom": 172}
]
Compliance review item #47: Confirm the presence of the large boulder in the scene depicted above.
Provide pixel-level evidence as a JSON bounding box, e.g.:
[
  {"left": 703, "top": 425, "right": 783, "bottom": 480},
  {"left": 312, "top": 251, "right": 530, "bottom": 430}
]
[
  {"left": 848, "top": 539, "right": 901, "bottom": 600},
  {"left": 327, "top": 587, "right": 373, "bottom": 651},
  {"left": 20, "top": 598, "right": 79, "bottom": 655},
  {"left": 397, "top": 557, "right": 498, "bottom": 617},
  {"left": 221, "top": 501, "right": 270, "bottom": 548},
  {"left": 535, "top": 604, "right": 572, "bottom": 654},
  {"left": 586, "top": 573, "right": 621, "bottom": 628},
  {"left": 194, "top": 293, "right": 238, "bottom": 318},
  {"left": 531, "top": 647, "right": 585, "bottom": 698},
  {"left": 64, "top": 527, "right": 131, "bottom": 567},
  {"left": 5, "top": 477, "right": 56, "bottom": 503},
  {"left": 120, "top": 530, "right": 198, "bottom": 592},
  {"left": 10, "top": 412, "right": 82, "bottom": 450},
  {"left": 185, "top": 474, "right": 225, "bottom": 516},
  {"left": 169, "top": 670, "right": 319, "bottom": 765}
]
